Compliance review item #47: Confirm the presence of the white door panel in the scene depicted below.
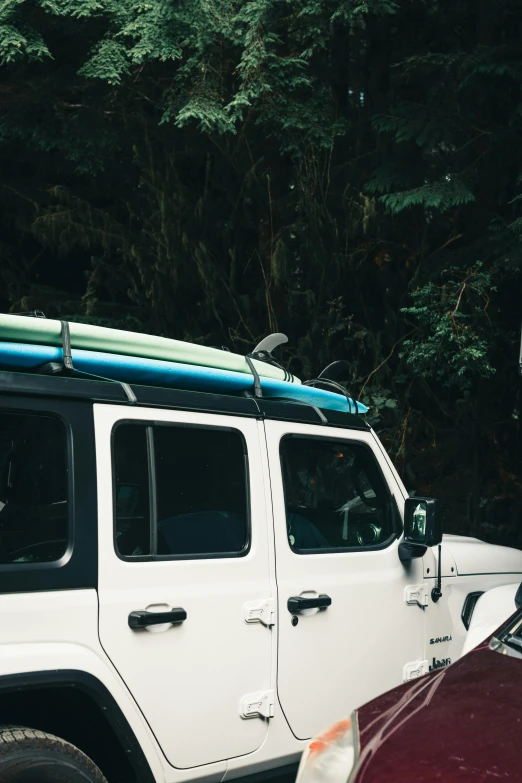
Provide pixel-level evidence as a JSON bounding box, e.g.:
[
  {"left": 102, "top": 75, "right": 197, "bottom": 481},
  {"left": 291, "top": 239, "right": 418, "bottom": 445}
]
[
  {"left": 264, "top": 421, "right": 425, "bottom": 740},
  {"left": 95, "top": 404, "right": 273, "bottom": 769}
]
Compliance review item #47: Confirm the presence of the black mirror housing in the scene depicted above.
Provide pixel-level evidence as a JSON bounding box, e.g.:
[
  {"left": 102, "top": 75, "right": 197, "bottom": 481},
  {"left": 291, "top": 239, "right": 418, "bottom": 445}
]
[
  {"left": 398, "top": 541, "right": 427, "bottom": 563},
  {"left": 399, "top": 497, "right": 441, "bottom": 562},
  {"left": 404, "top": 497, "right": 441, "bottom": 548}
]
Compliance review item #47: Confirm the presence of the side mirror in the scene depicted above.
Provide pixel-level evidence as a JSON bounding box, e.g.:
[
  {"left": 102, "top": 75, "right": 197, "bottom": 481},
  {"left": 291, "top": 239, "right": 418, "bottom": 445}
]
[{"left": 399, "top": 497, "right": 441, "bottom": 562}]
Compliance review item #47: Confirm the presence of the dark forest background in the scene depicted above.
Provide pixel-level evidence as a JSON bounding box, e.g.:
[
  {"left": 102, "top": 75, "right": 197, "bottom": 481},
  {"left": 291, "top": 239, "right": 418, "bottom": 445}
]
[{"left": 0, "top": 0, "right": 521, "bottom": 545}]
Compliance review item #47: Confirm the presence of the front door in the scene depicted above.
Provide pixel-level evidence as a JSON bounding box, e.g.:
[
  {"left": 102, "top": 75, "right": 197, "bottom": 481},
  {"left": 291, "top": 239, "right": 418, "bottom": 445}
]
[
  {"left": 95, "top": 404, "right": 274, "bottom": 769},
  {"left": 264, "top": 421, "right": 425, "bottom": 740}
]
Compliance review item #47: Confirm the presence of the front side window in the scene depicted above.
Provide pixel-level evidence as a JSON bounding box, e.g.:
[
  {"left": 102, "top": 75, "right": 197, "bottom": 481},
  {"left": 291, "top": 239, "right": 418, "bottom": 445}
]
[
  {"left": 0, "top": 413, "right": 68, "bottom": 564},
  {"left": 113, "top": 423, "right": 249, "bottom": 559},
  {"left": 280, "top": 436, "right": 398, "bottom": 553}
]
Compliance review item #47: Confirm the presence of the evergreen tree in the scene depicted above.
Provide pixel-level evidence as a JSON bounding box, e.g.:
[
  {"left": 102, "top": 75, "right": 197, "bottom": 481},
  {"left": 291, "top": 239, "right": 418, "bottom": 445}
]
[{"left": 1, "top": 0, "right": 521, "bottom": 544}]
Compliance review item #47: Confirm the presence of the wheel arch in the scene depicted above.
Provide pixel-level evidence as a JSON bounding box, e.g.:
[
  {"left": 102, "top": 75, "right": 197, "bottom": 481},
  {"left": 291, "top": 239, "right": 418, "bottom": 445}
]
[{"left": 0, "top": 669, "right": 157, "bottom": 783}]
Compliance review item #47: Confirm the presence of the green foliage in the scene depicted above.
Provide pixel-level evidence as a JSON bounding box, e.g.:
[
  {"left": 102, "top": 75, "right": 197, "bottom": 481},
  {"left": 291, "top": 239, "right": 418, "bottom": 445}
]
[
  {"left": 0, "top": 0, "right": 405, "bottom": 141},
  {"left": 378, "top": 177, "right": 476, "bottom": 214},
  {"left": 1, "top": 0, "right": 522, "bottom": 544},
  {"left": 401, "top": 264, "right": 497, "bottom": 389},
  {"left": 0, "top": 6, "right": 50, "bottom": 65},
  {"left": 78, "top": 39, "right": 131, "bottom": 83},
  {"left": 330, "top": 0, "right": 398, "bottom": 22},
  {"left": 39, "top": 0, "right": 106, "bottom": 17},
  {"left": 360, "top": 387, "right": 398, "bottom": 430}
]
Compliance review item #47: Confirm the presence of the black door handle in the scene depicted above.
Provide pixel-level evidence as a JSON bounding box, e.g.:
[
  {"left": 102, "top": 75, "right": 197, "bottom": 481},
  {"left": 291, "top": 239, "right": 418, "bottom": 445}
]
[
  {"left": 128, "top": 608, "right": 187, "bottom": 629},
  {"left": 287, "top": 594, "right": 332, "bottom": 614}
]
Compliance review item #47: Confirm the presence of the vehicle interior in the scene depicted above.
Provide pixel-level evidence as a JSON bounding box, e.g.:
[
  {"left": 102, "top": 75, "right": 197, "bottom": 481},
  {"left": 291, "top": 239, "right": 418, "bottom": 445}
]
[
  {"left": 114, "top": 423, "right": 248, "bottom": 558},
  {"left": 281, "top": 436, "right": 398, "bottom": 551},
  {"left": 0, "top": 412, "right": 67, "bottom": 563}
]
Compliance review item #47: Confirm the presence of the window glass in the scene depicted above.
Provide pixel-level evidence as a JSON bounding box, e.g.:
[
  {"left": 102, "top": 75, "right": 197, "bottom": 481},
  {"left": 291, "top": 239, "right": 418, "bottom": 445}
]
[
  {"left": 154, "top": 426, "right": 248, "bottom": 556},
  {"left": 113, "top": 423, "right": 248, "bottom": 559},
  {"left": 114, "top": 424, "right": 151, "bottom": 557},
  {"left": 280, "top": 436, "right": 397, "bottom": 553},
  {"left": 0, "top": 413, "right": 67, "bottom": 564}
]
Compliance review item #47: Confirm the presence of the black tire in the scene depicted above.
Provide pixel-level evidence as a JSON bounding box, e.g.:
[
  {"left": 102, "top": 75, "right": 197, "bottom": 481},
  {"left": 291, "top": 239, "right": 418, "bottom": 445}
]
[{"left": 0, "top": 725, "right": 108, "bottom": 783}]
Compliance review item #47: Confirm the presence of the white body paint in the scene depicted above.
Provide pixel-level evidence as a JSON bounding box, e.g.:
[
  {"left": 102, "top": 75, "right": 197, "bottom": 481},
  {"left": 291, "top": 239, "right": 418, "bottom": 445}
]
[
  {"left": 461, "top": 583, "right": 520, "bottom": 657},
  {"left": 1, "top": 402, "right": 521, "bottom": 783}
]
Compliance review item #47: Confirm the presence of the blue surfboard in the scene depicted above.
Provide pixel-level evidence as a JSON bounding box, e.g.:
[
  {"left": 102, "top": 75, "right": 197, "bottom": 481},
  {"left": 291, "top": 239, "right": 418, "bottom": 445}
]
[{"left": 0, "top": 341, "right": 368, "bottom": 415}]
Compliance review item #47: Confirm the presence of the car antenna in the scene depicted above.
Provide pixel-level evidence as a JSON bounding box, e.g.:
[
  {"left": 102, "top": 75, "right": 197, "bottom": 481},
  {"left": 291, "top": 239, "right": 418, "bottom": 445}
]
[{"left": 431, "top": 544, "right": 442, "bottom": 603}]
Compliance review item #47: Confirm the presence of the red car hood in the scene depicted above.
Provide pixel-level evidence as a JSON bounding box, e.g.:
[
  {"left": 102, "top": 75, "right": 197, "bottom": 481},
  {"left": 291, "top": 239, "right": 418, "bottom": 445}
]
[{"left": 354, "top": 640, "right": 521, "bottom": 782}]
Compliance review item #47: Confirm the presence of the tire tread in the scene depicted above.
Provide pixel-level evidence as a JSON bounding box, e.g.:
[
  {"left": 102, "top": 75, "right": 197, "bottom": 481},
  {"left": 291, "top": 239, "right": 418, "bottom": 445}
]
[{"left": 0, "top": 724, "right": 108, "bottom": 782}]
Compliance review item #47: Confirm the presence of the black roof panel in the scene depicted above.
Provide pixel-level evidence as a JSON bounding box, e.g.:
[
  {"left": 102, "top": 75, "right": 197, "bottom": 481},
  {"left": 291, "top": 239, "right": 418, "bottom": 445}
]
[{"left": 0, "top": 370, "right": 370, "bottom": 431}]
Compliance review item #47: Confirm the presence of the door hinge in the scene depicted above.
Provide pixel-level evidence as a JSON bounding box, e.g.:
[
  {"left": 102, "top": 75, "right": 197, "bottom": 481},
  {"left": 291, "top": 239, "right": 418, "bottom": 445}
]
[
  {"left": 405, "top": 584, "right": 429, "bottom": 608},
  {"left": 244, "top": 598, "right": 276, "bottom": 627},
  {"left": 241, "top": 689, "right": 275, "bottom": 720},
  {"left": 403, "top": 660, "right": 429, "bottom": 682}
]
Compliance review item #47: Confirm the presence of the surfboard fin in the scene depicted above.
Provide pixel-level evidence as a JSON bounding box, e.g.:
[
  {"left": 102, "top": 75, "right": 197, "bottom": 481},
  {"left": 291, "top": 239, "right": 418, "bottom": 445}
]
[
  {"left": 248, "top": 333, "right": 293, "bottom": 383},
  {"left": 253, "top": 333, "right": 288, "bottom": 355}
]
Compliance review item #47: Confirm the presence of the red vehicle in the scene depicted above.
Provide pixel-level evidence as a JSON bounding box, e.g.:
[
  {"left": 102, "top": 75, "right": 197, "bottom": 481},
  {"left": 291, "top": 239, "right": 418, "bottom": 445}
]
[{"left": 296, "top": 607, "right": 522, "bottom": 783}]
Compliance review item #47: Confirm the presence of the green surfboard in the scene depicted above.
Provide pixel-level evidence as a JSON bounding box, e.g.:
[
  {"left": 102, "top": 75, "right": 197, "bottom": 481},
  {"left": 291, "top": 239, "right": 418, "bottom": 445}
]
[{"left": 0, "top": 314, "right": 299, "bottom": 384}]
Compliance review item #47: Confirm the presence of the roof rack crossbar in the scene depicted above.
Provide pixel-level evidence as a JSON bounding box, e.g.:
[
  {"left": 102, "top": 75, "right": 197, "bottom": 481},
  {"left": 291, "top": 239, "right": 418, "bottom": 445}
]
[
  {"left": 38, "top": 320, "right": 137, "bottom": 404},
  {"left": 72, "top": 368, "right": 137, "bottom": 404},
  {"left": 260, "top": 396, "right": 328, "bottom": 425}
]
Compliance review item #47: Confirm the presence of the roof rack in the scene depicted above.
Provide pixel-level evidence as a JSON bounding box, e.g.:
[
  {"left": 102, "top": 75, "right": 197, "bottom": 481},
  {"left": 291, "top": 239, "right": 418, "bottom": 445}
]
[
  {"left": 38, "top": 320, "right": 137, "bottom": 403},
  {"left": 0, "top": 315, "right": 366, "bottom": 416},
  {"left": 0, "top": 370, "right": 369, "bottom": 432}
]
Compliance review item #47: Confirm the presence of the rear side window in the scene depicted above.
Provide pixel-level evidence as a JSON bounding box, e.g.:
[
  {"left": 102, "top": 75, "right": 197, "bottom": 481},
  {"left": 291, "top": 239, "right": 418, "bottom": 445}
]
[
  {"left": 280, "top": 436, "right": 398, "bottom": 553},
  {"left": 0, "top": 413, "right": 68, "bottom": 564},
  {"left": 113, "top": 425, "right": 151, "bottom": 557},
  {"left": 113, "top": 423, "right": 249, "bottom": 559}
]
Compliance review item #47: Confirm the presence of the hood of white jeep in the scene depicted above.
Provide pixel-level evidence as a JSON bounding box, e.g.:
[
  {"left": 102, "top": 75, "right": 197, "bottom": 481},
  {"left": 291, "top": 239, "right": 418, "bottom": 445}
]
[{"left": 442, "top": 534, "right": 522, "bottom": 576}]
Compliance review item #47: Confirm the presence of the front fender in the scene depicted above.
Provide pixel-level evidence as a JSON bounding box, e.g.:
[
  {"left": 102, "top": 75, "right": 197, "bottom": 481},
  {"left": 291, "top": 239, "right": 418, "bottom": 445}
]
[
  {"left": 0, "top": 642, "right": 164, "bottom": 783},
  {"left": 461, "top": 583, "right": 522, "bottom": 657}
]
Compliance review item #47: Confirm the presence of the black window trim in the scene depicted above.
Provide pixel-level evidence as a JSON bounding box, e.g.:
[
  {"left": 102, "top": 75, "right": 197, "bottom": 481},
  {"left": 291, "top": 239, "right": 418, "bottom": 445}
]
[
  {"left": 0, "top": 407, "right": 73, "bottom": 571},
  {"left": 146, "top": 426, "right": 157, "bottom": 556},
  {"left": 111, "top": 418, "right": 252, "bottom": 562},
  {"left": 0, "top": 397, "right": 97, "bottom": 593},
  {"left": 279, "top": 433, "right": 400, "bottom": 556}
]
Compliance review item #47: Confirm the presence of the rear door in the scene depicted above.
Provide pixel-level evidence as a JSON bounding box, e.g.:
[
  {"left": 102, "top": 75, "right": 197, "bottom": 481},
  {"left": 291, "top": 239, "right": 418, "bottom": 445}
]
[
  {"left": 95, "top": 404, "right": 274, "bottom": 769},
  {"left": 265, "top": 421, "right": 426, "bottom": 740}
]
